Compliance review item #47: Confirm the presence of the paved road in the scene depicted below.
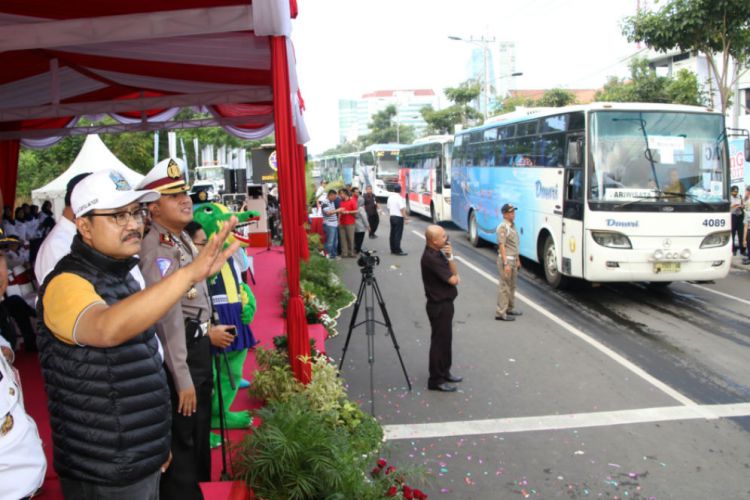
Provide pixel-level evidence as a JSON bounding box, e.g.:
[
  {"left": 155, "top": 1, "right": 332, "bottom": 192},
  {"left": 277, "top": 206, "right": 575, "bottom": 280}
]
[{"left": 327, "top": 215, "right": 750, "bottom": 499}]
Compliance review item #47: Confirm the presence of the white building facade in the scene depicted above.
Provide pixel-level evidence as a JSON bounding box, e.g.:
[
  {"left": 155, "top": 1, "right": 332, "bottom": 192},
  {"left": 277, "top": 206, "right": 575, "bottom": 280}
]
[{"left": 338, "top": 89, "right": 440, "bottom": 143}]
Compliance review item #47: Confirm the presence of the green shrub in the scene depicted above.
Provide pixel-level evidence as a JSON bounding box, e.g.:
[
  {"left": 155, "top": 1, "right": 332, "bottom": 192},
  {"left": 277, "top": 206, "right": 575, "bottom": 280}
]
[
  {"left": 239, "top": 344, "right": 392, "bottom": 499},
  {"left": 234, "top": 394, "right": 370, "bottom": 500}
]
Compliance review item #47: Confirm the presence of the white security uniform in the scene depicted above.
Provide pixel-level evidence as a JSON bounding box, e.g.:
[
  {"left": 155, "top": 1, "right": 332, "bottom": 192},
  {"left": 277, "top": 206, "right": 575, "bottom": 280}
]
[{"left": 0, "top": 341, "right": 46, "bottom": 500}]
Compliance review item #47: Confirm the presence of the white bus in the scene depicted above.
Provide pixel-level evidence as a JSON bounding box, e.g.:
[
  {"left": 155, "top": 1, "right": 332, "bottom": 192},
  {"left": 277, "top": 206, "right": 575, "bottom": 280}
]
[
  {"left": 452, "top": 102, "right": 732, "bottom": 287},
  {"left": 359, "top": 144, "right": 403, "bottom": 197},
  {"left": 399, "top": 135, "right": 453, "bottom": 223}
]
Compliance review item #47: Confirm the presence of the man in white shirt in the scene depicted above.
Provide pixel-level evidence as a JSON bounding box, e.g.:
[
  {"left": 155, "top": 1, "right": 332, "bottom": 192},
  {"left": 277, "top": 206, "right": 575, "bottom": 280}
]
[
  {"left": 315, "top": 180, "right": 327, "bottom": 200},
  {"left": 386, "top": 185, "right": 408, "bottom": 256},
  {"left": 35, "top": 174, "right": 146, "bottom": 289}
]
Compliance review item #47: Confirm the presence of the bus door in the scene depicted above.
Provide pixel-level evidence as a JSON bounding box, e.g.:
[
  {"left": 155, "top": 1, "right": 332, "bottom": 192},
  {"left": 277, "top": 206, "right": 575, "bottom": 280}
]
[{"left": 561, "top": 134, "right": 584, "bottom": 277}]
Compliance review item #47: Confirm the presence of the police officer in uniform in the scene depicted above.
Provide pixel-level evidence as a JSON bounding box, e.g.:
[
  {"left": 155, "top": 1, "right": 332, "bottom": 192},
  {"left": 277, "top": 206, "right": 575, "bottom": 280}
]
[
  {"left": 138, "top": 158, "right": 236, "bottom": 499},
  {"left": 495, "top": 203, "right": 523, "bottom": 321}
]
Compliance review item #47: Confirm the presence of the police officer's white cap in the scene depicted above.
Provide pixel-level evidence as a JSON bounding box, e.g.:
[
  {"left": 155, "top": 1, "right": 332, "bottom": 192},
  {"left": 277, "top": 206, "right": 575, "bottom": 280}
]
[{"left": 137, "top": 157, "right": 189, "bottom": 195}]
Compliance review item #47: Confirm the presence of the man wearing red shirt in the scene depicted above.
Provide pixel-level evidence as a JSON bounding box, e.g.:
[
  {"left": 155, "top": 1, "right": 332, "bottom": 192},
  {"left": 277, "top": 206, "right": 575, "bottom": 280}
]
[{"left": 338, "top": 189, "right": 358, "bottom": 258}]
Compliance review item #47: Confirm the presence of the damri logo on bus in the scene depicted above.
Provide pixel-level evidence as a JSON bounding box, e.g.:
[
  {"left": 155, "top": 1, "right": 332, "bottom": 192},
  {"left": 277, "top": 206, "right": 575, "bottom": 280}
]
[
  {"left": 534, "top": 181, "right": 559, "bottom": 200},
  {"left": 606, "top": 219, "right": 639, "bottom": 228}
]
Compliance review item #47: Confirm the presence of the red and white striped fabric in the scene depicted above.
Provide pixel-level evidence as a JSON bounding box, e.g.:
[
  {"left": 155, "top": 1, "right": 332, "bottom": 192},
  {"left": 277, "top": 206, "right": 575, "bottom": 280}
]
[{"left": 0, "top": 0, "right": 306, "bottom": 144}]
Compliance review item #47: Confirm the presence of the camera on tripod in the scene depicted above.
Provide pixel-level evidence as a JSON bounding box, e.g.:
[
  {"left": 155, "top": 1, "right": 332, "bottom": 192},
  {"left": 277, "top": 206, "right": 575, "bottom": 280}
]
[{"left": 357, "top": 249, "right": 380, "bottom": 269}]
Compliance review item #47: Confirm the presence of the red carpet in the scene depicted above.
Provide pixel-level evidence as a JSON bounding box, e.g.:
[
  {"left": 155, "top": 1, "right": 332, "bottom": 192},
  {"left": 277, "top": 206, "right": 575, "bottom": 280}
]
[{"left": 14, "top": 246, "right": 327, "bottom": 500}]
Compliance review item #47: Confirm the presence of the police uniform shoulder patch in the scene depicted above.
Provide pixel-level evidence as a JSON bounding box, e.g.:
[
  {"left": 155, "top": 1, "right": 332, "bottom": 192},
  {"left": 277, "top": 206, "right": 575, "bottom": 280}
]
[
  {"left": 156, "top": 258, "right": 173, "bottom": 277},
  {"left": 159, "top": 233, "right": 175, "bottom": 247}
]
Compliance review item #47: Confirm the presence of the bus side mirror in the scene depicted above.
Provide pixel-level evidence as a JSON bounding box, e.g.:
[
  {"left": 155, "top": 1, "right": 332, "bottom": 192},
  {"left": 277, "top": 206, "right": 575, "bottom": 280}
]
[
  {"left": 567, "top": 140, "right": 582, "bottom": 167},
  {"left": 745, "top": 138, "right": 750, "bottom": 159}
]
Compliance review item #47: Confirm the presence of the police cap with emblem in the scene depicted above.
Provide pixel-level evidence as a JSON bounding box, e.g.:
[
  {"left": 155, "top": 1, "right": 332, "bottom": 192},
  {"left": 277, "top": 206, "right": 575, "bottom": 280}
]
[
  {"left": 137, "top": 157, "right": 189, "bottom": 194},
  {"left": 189, "top": 188, "right": 211, "bottom": 206}
]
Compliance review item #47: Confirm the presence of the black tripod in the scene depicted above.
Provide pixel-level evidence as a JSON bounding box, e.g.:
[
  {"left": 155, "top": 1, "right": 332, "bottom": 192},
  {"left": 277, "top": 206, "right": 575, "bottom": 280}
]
[{"left": 339, "top": 263, "right": 411, "bottom": 415}]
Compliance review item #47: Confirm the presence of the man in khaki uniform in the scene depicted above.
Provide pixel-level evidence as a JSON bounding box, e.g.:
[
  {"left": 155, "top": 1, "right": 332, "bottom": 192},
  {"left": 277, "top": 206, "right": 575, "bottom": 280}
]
[
  {"left": 138, "top": 158, "right": 236, "bottom": 499},
  {"left": 495, "top": 203, "right": 522, "bottom": 321}
]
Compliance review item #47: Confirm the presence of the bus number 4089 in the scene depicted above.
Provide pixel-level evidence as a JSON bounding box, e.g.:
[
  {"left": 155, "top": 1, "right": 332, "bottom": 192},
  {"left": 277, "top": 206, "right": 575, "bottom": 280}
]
[{"left": 702, "top": 218, "right": 726, "bottom": 227}]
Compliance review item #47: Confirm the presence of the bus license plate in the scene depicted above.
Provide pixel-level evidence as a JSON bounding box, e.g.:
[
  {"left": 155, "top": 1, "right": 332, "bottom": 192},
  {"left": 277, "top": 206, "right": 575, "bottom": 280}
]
[{"left": 654, "top": 262, "right": 681, "bottom": 273}]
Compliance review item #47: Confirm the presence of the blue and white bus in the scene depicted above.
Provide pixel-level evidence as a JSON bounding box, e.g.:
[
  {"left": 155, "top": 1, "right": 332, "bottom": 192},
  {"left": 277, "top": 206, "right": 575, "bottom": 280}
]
[{"left": 452, "top": 103, "right": 732, "bottom": 287}]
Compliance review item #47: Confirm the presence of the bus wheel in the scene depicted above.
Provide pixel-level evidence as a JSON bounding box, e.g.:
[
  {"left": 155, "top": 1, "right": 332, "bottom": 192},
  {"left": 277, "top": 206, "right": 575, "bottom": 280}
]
[
  {"left": 431, "top": 203, "right": 438, "bottom": 224},
  {"left": 543, "top": 235, "right": 565, "bottom": 288},
  {"left": 468, "top": 211, "right": 481, "bottom": 247}
]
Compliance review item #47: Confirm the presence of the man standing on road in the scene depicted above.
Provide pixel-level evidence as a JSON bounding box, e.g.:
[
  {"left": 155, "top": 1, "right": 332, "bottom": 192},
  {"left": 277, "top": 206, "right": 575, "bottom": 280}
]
[
  {"left": 496, "top": 203, "right": 522, "bottom": 321},
  {"left": 37, "top": 170, "right": 240, "bottom": 499},
  {"left": 321, "top": 190, "right": 342, "bottom": 260},
  {"left": 421, "top": 225, "right": 461, "bottom": 392},
  {"left": 730, "top": 185, "right": 744, "bottom": 256},
  {"left": 387, "top": 185, "right": 408, "bottom": 256},
  {"left": 363, "top": 185, "right": 379, "bottom": 239},
  {"left": 338, "top": 189, "right": 358, "bottom": 258},
  {"left": 138, "top": 158, "right": 237, "bottom": 499}
]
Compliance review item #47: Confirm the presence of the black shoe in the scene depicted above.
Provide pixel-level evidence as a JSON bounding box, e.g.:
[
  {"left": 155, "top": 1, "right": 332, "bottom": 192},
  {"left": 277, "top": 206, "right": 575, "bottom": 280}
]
[
  {"left": 507, "top": 310, "right": 523, "bottom": 316},
  {"left": 445, "top": 374, "right": 463, "bottom": 383},
  {"left": 428, "top": 382, "right": 457, "bottom": 392},
  {"left": 495, "top": 315, "right": 515, "bottom": 321},
  {"left": 392, "top": 251, "right": 408, "bottom": 256}
]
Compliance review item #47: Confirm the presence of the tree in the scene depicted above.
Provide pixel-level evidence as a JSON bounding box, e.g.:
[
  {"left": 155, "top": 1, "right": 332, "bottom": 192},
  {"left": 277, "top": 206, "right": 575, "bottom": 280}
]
[
  {"left": 358, "top": 105, "right": 415, "bottom": 146},
  {"left": 595, "top": 57, "right": 703, "bottom": 105},
  {"left": 623, "top": 0, "right": 750, "bottom": 113},
  {"left": 421, "top": 80, "right": 483, "bottom": 135},
  {"left": 536, "top": 88, "right": 577, "bottom": 107},
  {"left": 322, "top": 140, "right": 361, "bottom": 156},
  {"left": 493, "top": 94, "right": 535, "bottom": 114}
]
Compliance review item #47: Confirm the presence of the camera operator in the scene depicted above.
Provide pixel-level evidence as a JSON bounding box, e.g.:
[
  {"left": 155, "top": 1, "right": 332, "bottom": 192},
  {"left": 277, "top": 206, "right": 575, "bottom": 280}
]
[{"left": 420, "top": 225, "right": 461, "bottom": 392}]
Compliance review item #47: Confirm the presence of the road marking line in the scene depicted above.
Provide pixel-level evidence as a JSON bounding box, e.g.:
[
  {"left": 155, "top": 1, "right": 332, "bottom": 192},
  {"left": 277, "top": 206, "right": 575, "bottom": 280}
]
[
  {"left": 411, "top": 229, "right": 697, "bottom": 407},
  {"left": 383, "top": 403, "right": 750, "bottom": 440},
  {"left": 687, "top": 283, "right": 750, "bottom": 307}
]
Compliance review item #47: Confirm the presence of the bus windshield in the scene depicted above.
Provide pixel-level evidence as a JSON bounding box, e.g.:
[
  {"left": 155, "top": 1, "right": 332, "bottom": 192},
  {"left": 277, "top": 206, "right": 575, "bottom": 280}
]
[{"left": 589, "top": 111, "right": 727, "bottom": 206}]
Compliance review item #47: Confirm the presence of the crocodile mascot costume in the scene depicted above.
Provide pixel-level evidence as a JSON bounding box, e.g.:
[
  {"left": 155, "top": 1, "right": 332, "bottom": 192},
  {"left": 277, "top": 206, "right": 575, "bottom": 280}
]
[{"left": 192, "top": 198, "right": 260, "bottom": 448}]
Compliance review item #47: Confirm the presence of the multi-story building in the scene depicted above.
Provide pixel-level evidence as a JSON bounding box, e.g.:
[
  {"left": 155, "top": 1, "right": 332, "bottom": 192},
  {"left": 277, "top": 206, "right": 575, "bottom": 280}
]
[
  {"left": 337, "top": 89, "right": 439, "bottom": 143},
  {"left": 647, "top": 49, "right": 750, "bottom": 130}
]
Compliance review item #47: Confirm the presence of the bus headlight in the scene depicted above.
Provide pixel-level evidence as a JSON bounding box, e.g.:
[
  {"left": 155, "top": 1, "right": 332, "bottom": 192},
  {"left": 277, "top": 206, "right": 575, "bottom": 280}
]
[
  {"left": 591, "top": 231, "right": 632, "bottom": 249},
  {"left": 700, "top": 231, "right": 730, "bottom": 248}
]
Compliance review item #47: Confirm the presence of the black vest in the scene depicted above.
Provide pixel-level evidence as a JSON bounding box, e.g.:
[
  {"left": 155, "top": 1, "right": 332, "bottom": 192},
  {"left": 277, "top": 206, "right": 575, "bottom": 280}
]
[{"left": 36, "top": 236, "right": 171, "bottom": 485}]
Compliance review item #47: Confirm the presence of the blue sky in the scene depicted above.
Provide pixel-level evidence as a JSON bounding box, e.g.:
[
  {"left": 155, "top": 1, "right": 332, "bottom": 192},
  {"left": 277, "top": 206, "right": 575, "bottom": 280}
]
[{"left": 293, "top": 0, "right": 641, "bottom": 153}]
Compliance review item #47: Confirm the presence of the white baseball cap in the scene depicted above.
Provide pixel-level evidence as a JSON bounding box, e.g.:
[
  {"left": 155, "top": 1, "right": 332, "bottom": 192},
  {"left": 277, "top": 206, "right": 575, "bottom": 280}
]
[{"left": 71, "top": 170, "right": 161, "bottom": 217}]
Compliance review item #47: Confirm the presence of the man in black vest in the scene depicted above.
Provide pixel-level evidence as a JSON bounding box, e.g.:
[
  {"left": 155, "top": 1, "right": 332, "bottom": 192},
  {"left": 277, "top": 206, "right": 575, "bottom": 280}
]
[{"left": 36, "top": 170, "right": 239, "bottom": 499}]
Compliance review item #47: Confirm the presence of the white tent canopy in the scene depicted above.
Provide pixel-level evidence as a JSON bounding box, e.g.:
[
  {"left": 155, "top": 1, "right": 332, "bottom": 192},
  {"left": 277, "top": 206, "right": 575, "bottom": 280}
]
[{"left": 32, "top": 134, "right": 145, "bottom": 219}]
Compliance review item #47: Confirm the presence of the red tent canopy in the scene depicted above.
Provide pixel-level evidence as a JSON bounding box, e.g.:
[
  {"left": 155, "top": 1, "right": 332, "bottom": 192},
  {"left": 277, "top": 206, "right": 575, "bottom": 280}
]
[{"left": 0, "top": 0, "right": 311, "bottom": 381}]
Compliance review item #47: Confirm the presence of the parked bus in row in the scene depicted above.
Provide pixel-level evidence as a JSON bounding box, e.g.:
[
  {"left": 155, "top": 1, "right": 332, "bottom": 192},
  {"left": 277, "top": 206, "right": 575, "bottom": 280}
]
[
  {"left": 359, "top": 144, "right": 403, "bottom": 197},
  {"left": 399, "top": 135, "right": 453, "bottom": 223},
  {"left": 312, "top": 145, "right": 403, "bottom": 197},
  {"left": 451, "top": 102, "right": 732, "bottom": 287}
]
